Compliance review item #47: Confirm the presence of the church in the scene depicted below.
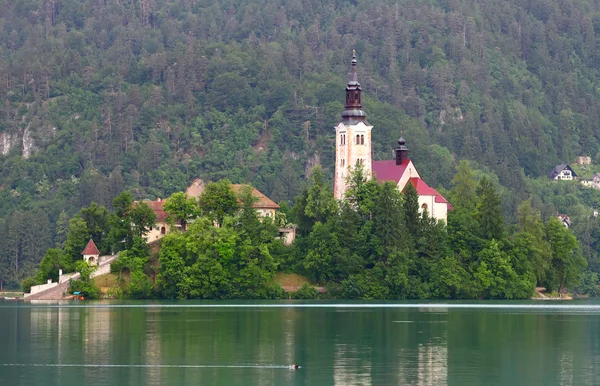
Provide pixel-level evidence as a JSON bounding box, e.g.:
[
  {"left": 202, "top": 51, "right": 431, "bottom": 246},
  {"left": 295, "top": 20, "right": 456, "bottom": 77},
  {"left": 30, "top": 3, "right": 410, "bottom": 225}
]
[{"left": 333, "top": 52, "right": 451, "bottom": 222}]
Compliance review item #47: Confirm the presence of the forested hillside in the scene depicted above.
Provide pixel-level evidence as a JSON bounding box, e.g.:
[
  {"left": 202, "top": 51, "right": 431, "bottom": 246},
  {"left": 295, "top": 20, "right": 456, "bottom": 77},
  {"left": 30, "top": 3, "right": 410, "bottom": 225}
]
[{"left": 3, "top": 0, "right": 600, "bottom": 286}]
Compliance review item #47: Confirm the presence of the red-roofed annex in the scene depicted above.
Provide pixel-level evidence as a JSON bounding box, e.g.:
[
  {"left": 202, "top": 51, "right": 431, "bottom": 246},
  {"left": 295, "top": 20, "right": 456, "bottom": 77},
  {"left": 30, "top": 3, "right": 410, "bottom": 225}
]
[{"left": 82, "top": 239, "right": 100, "bottom": 266}]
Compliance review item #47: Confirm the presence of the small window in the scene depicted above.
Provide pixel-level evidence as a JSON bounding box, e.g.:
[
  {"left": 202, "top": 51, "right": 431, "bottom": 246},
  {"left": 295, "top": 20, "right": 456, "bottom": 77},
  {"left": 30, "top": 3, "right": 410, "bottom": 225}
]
[
  {"left": 161, "top": 226, "right": 166, "bottom": 235},
  {"left": 360, "top": 135, "right": 365, "bottom": 145},
  {"left": 354, "top": 92, "right": 359, "bottom": 100},
  {"left": 356, "top": 134, "right": 360, "bottom": 144},
  {"left": 421, "top": 203, "right": 428, "bottom": 210}
]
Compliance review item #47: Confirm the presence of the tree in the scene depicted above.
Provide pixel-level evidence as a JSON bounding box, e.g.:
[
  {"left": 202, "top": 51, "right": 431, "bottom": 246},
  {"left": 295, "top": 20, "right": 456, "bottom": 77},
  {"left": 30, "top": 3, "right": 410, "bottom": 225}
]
[
  {"left": 163, "top": 192, "right": 198, "bottom": 230},
  {"left": 198, "top": 180, "right": 238, "bottom": 225},
  {"left": 64, "top": 217, "right": 91, "bottom": 262},
  {"left": 156, "top": 233, "right": 188, "bottom": 299},
  {"left": 54, "top": 211, "right": 70, "bottom": 249},
  {"left": 450, "top": 161, "right": 477, "bottom": 211},
  {"left": 129, "top": 202, "right": 157, "bottom": 238},
  {"left": 80, "top": 202, "right": 110, "bottom": 253},
  {"left": 475, "top": 177, "right": 505, "bottom": 241},
  {"left": 35, "top": 249, "right": 72, "bottom": 283},
  {"left": 345, "top": 164, "right": 378, "bottom": 218},
  {"left": 514, "top": 200, "right": 551, "bottom": 284},
  {"left": 402, "top": 183, "right": 420, "bottom": 242},
  {"left": 305, "top": 166, "right": 337, "bottom": 224},
  {"left": 545, "top": 217, "right": 586, "bottom": 293},
  {"left": 372, "top": 182, "right": 406, "bottom": 263},
  {"left": 70, "top": 260, "right": 100, "bottom": 299},
  {"left": 303, "top": 221, "right": 340, "bottom": 282}
]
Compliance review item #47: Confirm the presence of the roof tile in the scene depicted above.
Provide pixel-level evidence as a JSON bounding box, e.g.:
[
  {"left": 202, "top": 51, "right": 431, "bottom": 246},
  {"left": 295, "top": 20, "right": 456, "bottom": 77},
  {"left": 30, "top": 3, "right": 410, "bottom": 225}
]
[{"left": 82, "top": 239, "right": 100, "bottom": 255}]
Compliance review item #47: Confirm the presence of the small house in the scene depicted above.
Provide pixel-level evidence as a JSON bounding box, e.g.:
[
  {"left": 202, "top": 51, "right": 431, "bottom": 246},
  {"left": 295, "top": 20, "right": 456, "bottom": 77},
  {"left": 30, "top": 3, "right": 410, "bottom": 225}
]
[
  {"left": 557, "top": 214, "right": 572, "bottom": 228},
  {"left": 549, "top": 164, "right": 577, "bottom": 181},
  {"left": 82, "top": 239, "right": 100, "bottom": 266}
]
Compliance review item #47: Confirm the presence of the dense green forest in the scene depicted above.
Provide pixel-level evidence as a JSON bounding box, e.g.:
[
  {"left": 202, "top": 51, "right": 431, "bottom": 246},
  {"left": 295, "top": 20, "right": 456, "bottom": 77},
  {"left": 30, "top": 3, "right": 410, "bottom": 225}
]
[{"left": 3, "top": 0, "right": 600, "bottom": 288}]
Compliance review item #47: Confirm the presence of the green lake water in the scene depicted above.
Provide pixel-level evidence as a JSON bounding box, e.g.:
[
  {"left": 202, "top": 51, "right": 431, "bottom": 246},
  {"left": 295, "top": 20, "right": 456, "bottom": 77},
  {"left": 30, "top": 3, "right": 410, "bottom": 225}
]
[{"left": 1, "top": 300, "right": 600, "bottom": 385}]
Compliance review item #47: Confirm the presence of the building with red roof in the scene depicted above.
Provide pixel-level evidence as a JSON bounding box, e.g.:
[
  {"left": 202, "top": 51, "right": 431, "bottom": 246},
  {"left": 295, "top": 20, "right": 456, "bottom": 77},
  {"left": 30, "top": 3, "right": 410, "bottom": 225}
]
[
  {"left": 141, "top": 181, "right": 294, "bottom": 244},
  {"left": 139, "top": 198, "right": 177, "bottom": 243},
  {"left": 82, "top": 239, "right": 100, "bottom": 266},
  {"left": 334, "top": 52, "right": 451, "bottom": 222}
]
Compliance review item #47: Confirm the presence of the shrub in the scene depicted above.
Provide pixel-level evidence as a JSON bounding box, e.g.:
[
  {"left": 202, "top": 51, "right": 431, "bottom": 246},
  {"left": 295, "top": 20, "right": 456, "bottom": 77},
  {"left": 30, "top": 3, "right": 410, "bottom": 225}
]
[
  {"left": 21, "top": 277, "right": 38, "bottom": 293},
  {"left": 265, "top": 283, "right": 287, "bottom": 299},
  {"left": 292, "top": 283, "right": 319, "bottom": 299},
  {"left": 70, "top": 279, "right": 101, "bottom": 300},
  {"left": 107, "top": 286, "right": 124, "bottom": 299}
]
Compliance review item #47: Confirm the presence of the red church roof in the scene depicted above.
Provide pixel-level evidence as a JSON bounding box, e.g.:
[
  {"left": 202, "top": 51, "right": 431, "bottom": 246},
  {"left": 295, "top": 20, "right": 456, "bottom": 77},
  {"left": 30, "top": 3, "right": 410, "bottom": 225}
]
[
  {"left": 371, "top": 158, "right": 450, "bottom": 207},
  {"left": 372, "top": 159, "right": 410, "bottom": 183},
  {"left": 407, "top": 177, "right": 450, "bottom": 205},
  {"left": 82, "top": 239, "right": 100, "bottom": 255}
]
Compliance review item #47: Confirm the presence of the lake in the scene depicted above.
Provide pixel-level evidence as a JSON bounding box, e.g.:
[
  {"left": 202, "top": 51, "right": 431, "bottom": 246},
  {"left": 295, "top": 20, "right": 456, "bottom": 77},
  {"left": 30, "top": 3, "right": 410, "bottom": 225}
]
[{"left": 1, "top": 300, "right": 600, "bottom": 385}]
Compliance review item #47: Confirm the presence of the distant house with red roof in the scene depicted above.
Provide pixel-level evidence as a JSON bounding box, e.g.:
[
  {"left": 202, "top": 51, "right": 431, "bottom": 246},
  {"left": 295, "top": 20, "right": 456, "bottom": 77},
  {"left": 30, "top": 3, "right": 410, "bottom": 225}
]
[{"left": 334, "top": 52, "right": 450, "bottom": 222}]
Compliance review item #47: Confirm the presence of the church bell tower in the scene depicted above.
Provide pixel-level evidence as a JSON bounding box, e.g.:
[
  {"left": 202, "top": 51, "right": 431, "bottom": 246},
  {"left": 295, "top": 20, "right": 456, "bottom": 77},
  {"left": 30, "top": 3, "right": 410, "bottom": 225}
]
[{"left": 334, "top": 51, "right": 373, "bottom": 200}]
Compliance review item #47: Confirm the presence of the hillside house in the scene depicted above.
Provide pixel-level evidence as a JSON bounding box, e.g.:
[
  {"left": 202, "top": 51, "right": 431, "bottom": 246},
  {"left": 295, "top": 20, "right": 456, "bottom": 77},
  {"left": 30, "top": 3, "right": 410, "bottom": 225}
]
[
  {"left": 557, "top": 214, "right": 572, "bottom": 228},
  {"left": 549, "top": 164, "right": 577, "bottom": 181},
  {"left": 576, "top": 156, "right": 592, "bottom": 165}
]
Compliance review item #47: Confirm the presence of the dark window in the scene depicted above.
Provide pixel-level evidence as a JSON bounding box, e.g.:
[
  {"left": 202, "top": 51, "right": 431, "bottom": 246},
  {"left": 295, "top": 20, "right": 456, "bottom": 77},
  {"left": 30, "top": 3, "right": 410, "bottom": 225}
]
[{"left": 161, "top": 227, "right": 166, "bottom": 235}]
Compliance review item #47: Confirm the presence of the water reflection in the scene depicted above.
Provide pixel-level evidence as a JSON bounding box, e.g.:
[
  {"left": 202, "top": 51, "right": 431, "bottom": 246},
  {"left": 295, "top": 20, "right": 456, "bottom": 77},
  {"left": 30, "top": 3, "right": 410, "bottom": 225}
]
[
  {"left": 333, "top": 343, "right": 372, "bottom": 385},
  {"left": 559, "top": 351, "right": 574, "bottom": 386},
  {"left": 416, "top": 343, "right": 447, "bottom": 386},
  {"left": 5, "top": 302, "right": 600, "bottom": 386},
  {"left": 144, "top": 314, "right": 162, "bottom": 385}
]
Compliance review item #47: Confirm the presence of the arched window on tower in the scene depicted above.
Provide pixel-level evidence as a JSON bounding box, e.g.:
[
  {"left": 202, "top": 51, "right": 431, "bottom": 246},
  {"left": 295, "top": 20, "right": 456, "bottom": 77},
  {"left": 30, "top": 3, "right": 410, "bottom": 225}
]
[
  {"left": 421, "top": 203, "right": 428, "bottom": 211},
  {"left": 360, "top": 135, "right": 365, "bottom": 145},
  {"left": 356, "top": 134, "right": 360, "bottom": 145},
  {"left": 354, "top": 92, "right": 359, "bottom": 100}
]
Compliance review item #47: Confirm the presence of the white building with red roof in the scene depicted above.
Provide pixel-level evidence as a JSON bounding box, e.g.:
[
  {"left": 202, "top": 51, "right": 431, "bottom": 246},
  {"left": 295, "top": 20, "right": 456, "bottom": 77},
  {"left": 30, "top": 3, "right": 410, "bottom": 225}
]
[
  {"left": 82, "top": 239, "right": 101, "bottom": 266},
  {"left": 334, "top": 53, "right": 451, "bottom": 222},
  {"left": 142, "top": 198, "right": 174, "bottom": 242},
  {"left": 142, "top": 181, "right": 295, "bottom": 245}
]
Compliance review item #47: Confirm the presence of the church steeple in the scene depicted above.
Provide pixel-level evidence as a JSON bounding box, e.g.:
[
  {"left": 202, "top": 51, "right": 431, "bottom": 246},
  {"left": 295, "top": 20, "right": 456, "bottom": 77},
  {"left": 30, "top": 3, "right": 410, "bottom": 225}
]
[
  {"left": 342, "top": 50, "right": 367, "bottom": 124},
  {"left": 395, "top": 135, "right": 409, "bottom": 165}
]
